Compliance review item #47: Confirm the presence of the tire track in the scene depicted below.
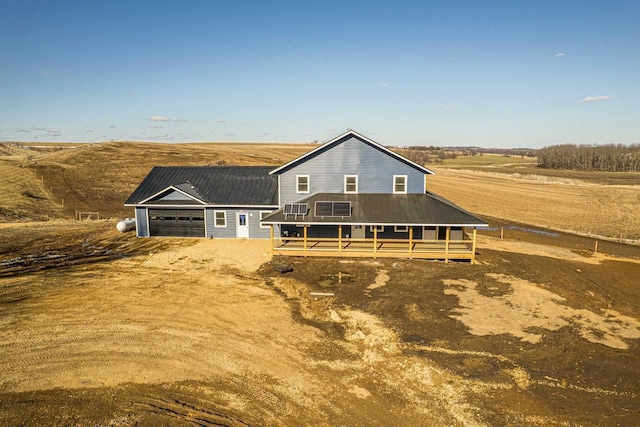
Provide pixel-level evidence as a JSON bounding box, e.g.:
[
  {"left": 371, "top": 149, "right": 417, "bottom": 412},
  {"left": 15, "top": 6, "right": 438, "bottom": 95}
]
[{"left": 135, "top": 395, "right": 251, "bottom": 427}]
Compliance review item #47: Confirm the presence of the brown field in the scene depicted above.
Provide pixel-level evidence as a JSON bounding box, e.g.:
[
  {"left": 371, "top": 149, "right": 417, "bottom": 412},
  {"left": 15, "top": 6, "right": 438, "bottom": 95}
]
[{"left": 1, "top": 143, "right": 639, "bottom": 426}]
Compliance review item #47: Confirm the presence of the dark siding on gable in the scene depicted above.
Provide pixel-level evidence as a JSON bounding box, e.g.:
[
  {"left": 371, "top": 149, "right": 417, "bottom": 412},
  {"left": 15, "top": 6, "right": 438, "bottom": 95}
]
[{"left": 135, "top": 207, "right": 148, "bottom": 237}]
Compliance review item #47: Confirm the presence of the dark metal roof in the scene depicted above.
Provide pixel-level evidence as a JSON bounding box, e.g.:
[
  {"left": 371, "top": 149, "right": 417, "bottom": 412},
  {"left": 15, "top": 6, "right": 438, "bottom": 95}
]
[
  {"left": 125, "top": 166, "right": 278, "bottom": 206},
  {"left": 261, "top": 192, "right": 488, "bottom": 226}
]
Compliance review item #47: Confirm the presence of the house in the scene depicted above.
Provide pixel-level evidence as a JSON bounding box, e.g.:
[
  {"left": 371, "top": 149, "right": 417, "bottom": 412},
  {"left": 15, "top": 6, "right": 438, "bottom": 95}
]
[{"left": 125, "top": 130, "right": 488, "bottom": 261}]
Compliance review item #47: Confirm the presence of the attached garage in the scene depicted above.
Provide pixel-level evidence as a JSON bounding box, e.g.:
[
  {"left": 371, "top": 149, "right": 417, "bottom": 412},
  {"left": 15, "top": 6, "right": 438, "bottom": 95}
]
[{"left": 148, "top": 209, "right": 205, "bottom": 237}]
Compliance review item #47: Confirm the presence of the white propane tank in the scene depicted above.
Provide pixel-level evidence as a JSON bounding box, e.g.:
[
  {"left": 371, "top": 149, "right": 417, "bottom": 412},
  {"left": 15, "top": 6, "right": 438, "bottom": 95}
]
[{"left": 116, "top": 218, "right": 136, "bottom": 232}]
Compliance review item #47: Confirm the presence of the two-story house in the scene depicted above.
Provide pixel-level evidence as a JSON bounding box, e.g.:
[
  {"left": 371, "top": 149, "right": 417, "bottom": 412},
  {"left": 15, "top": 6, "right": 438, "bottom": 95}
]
[{"left": 125, "top": 130, "right": 487, "bottom": 261}]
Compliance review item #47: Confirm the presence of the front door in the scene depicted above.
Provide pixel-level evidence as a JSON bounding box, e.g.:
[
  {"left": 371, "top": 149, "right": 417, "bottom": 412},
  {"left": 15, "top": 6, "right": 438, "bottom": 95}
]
[
  {"left": 236, "top": 212, "right": 250, "bottom": 238},
  {"left": 351, "top": 225, "right": 365, "bottom": 239}
]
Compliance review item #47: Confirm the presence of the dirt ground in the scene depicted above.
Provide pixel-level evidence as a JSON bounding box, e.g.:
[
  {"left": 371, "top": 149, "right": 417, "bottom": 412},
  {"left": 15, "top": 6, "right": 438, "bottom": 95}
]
[{"left": 0, "top": 221, "right": 639, "bottom": 426}]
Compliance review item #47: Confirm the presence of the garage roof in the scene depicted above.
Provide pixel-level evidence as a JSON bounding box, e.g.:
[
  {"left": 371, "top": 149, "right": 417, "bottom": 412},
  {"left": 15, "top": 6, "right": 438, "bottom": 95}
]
[{"left": 125, "top": 166, "right": 278, "bottom": 206}]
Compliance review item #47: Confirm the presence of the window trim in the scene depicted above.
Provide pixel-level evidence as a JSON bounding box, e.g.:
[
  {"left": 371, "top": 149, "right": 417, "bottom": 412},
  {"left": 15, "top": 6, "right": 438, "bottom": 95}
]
[
  {"left": 214, "top": 210, "right": 227, "bottom": 227},
  {"left": 394, "top": 226, "right": 408, "bottom": 233},
  {"left": 369, "top": 225, "right": 384, "bottom": 232},
  {"left": 296, "top": 175, "right": 310, "bottom": 194},
  {"left": 393, "top": 175, "right": 407, "bottom": 194},
  {"left": 344, "top": 175, "right": 358, "bottom": 194},
  {"left": 259, "top": 211, "right": 271, "bottom": 229}
]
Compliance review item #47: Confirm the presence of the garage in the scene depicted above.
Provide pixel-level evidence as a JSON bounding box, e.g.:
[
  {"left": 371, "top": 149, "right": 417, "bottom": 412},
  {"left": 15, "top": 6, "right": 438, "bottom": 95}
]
[{"left": 148, "top": 209, "right": 205, "bottom": 237}]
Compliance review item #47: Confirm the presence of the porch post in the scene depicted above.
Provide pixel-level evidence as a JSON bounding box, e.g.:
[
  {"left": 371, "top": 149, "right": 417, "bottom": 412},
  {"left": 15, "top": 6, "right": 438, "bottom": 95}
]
[
  {"left": 338, "top": 224, "right": 342, "bottom": 254},
  {"left": 409, "top": 227, "right": 413, "bottom": 259},
  {"left": 471, "top": 227, "right": 477, "bottom": 264},
  {"left": 270, "top": 224, "right": 274, "bottom": 256},
  {"left": 303, "top": 225, "right": 308, "bottom": 257},
  {"left": 445, "top": 227, "right": 450, "bottom": 263},
  {"left": 373, "top": 226, "right": 378, "bottom": 259}
]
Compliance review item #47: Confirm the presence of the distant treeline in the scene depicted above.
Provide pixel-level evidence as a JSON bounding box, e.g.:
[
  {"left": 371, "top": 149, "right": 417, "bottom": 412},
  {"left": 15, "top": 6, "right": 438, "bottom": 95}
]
[
  {"left": 391, "top": 147, "right": 460, "bottom": 164},
  {"left": 391, "top": 146, "right": 536, "bottom": 164},
  {"left": 537, "top": 144, "right": 640, "bottom": 172}
]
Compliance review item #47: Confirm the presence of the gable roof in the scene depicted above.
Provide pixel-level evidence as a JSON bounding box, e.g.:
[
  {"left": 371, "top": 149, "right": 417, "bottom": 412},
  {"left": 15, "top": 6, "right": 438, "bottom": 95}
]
[
  {"left": 269, "top": 130, "right": 435, "bottom": 175},
  {"left": 125, "top": 166, "right": 278, "bottom": 206},
  {"left": 261, "top": 192, "right": 487, "bottom": 226}
]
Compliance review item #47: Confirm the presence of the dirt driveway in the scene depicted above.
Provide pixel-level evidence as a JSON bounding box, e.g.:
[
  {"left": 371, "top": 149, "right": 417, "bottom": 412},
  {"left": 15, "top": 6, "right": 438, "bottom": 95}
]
[{"left": 1, "top": 222, "right": 639, "bottom": 426}]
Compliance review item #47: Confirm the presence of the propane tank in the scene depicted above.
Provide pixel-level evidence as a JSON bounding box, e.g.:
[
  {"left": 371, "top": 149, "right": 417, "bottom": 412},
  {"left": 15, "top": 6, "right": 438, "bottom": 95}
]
[{"left": 116, "top": 218, "right": 136, "bottom": 232}]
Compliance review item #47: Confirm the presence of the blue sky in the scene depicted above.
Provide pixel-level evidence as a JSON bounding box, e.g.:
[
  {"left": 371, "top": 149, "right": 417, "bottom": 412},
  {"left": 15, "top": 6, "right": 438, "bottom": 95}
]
[{"left": 1, "top": 1, "right": 638, "bottom": 147}]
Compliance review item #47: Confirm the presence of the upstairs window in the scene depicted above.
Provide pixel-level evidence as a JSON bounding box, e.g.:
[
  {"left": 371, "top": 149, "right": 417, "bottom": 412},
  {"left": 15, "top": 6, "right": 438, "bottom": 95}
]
[
  {"left": 344, "top": 175, "right": 358, "bottom": 193},
  {"left": 296, "top": 175, "right": 309, "bottom": 193},
  {"left": 393, "top": 175, "right": 407, "bottom": 194}
]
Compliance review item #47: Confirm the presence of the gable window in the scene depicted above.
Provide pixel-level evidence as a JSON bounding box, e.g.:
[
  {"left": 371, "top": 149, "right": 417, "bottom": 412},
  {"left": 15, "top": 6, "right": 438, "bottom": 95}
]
[
  {"left": 296, "top": 175, "right": 309, "bottom": 193},
  {"left": 214, "top": 211, "right": 226, "bottom": 227},
  {"left": 394, "top": 226, "right": 408, "bottom": 233},
  {"left": 393, "top": 175, "right": 407, "bottom": 194},
  {"left": 369, "top": 225, "right": 384, "bottom": 233},
  {"left": 260, "top": 211, "right": 271, "bottom": 229},
  {"left": 344, "top": 175, "right": 358, "bottom": 193}
]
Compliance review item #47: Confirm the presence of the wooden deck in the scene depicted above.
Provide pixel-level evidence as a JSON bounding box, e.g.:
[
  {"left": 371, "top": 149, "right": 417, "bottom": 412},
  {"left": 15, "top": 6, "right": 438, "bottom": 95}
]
[{"left": 270, "top": 229, "right": 478, "bottom": 261}]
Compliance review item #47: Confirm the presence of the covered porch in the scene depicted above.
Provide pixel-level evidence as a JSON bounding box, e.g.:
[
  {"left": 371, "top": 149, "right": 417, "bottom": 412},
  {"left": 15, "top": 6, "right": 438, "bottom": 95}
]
[{"left": 269, "top": 225, "right": 478, "bottom": 261}]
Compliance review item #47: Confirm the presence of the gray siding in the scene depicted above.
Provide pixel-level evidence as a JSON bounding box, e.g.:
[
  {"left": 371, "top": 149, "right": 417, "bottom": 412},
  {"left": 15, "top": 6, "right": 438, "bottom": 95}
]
[
  {"left": 278, "top": 136, "right": 426, "bottom": 205},
  {"left": 205, "top": 207, "right": 275, "bottom": 239},
  {"left": 135, "top": 207, "right": 148, "bottom": 237},
  {"left": 158, "top": 190, "right": 193, "bottom": 201}
]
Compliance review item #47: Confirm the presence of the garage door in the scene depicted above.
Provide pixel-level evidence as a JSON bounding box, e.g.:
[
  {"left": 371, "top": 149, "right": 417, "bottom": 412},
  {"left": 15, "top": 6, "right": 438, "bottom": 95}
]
[{"left": 148, "top": 209, "right": 205, "bottom": 237}]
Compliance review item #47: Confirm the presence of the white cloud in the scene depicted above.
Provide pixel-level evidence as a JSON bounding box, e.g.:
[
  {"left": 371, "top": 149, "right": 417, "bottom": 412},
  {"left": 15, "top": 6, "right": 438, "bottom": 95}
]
[
  {"left": 146, "top": 115, "right": 186, "bottom": 122},
  {"left": 579, "top": 96, "right": 613, "bottom": 103},
  {"left": 157, "top": 133, "right": 173, "bottom": 140},
  {"left": 15, "top": 128, "right": 30, "bottom": 133},
  {"left": 32, "top": 127, "right": 46, "bottom": 131},
  {"left": 434, "top": 103, "right": 458, "bottom": 111},
  {"left": 86, "top": 130, "right": 93, "bottom": 133},
  {"left": 215, "top": 119, "right": 226, "bottom": 123},
  {"left": 378, "top": 82, "right": 390, "bottom": 87},
  {"left": 554, "top": 52, "right": 566, "bottom": 57},
  {"left": 148, "top": 125, "right": 165, "bottom": 129}
]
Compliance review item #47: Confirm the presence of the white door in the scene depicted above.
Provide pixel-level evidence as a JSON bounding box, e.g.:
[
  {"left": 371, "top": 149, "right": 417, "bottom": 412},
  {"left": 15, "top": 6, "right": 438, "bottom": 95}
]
[
  {"left": 351, "top": 225, "right": 365, "bottom": 239},
  {"left": 236, "top": 212, "right": 250, "bottom": 238}
]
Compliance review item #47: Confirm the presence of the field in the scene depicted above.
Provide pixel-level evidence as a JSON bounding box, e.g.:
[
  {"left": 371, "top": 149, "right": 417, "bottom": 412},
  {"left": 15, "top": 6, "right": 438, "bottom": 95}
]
[
  {"left": 429, "top": 155, "right": 640, "bottom": 242},
  {"left": 1, "top": 143, "right": 639, "bottom": 426}
]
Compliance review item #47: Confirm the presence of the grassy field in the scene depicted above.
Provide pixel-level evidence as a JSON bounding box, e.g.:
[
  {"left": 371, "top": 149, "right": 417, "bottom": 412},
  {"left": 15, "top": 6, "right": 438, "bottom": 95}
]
[
  {"left": 438, "top": 153, "right": 640, "bottom": 185},
  {"left": 0, "top": 142, "right": 312, "bottom": 220},
  {"left": 425, "top": 154, "right": 640, "bottom": 242}
]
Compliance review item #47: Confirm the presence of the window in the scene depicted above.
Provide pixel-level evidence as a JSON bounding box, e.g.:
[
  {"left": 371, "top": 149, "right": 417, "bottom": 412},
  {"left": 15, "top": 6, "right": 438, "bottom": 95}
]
[
  {"left": 393, "top": 175, "right": 407, "bottom": 194},
  {"left": 214, "top": 211, "right": 226, "bottom": 227},
  {"left": 344, "top": 175, "right": 358, "bottom": 193},
  {"left": 260, "top": 211, "right": 271, "bottom": 228},
  {"left": 296, "top": 175, "right": 309, "bottom": 193},
  {"left": 394, "top": 226, "right": 408, "bottom": 233},
  {"left": 369, "top": 225, "right": 384, "bottom": 232}
]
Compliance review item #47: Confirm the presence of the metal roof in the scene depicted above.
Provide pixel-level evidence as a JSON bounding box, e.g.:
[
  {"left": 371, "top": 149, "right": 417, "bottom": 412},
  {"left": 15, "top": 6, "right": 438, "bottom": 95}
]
[
  {"left": 125, "top": 166, "right": 278, "bottom": 206},
  {"left": 261, "top": 192, "right": 488, "bottom": 226},
  {"left": 269, "top": 130, "right": 435, "bottom": 176}
]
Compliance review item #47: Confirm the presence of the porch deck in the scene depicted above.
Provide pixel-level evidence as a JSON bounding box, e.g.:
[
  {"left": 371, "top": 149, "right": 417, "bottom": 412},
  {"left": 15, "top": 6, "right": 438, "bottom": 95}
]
[{"left": 271, "top": 233, "right": 477, "bottom": 261}]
